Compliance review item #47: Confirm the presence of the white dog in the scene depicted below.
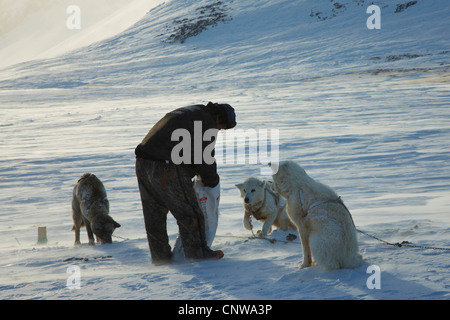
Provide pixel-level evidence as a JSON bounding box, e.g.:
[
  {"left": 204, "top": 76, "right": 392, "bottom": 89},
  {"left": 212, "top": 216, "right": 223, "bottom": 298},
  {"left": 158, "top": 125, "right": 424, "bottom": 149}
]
[
  {"left": 272, "top": 161, "right": 362, "bottom": 270},
  {"left": 236, "top": 177, "right": 295, "bottom": 237}
]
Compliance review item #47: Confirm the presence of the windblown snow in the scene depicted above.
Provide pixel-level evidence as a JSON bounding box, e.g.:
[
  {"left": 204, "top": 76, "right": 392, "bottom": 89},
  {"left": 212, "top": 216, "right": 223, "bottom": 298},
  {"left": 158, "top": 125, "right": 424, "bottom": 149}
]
[{"left": 0, "top": 0, "right": 449, "bottom": 300}]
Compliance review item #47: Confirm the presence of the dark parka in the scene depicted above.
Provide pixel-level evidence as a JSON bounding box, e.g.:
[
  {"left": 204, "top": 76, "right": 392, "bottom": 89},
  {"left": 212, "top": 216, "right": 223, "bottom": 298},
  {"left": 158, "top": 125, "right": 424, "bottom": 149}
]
[{"left": 135, "top": 103, "right": 220, "bottom": 187}]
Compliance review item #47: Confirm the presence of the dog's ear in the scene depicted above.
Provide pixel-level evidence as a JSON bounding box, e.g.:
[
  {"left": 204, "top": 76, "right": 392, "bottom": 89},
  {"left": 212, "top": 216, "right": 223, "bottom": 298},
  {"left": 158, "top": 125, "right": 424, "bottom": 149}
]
[
  {"left": 235, "top": 183, "right": 243, "bottom": 190},
  {"left": 258, "top": 181, "right": 265, "bottom": 187}
]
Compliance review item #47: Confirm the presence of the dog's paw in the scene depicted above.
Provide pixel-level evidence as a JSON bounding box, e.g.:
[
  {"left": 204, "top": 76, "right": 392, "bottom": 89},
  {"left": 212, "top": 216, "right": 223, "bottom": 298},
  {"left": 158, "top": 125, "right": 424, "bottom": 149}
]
[
  {"left": 243, "top": 222, "right": 253, "bottom": 231},
  {"left": 243, "top": 218, "right": 253, "bottom": 230},
  {"left": 256, "top": 230, "right": 270, "bottom": 238},
  {"left": 299, "top": 261, "right": 315, "bottom": 269},
  {"left": 299, "top": 262, "right": 312, "bottom": 269}
]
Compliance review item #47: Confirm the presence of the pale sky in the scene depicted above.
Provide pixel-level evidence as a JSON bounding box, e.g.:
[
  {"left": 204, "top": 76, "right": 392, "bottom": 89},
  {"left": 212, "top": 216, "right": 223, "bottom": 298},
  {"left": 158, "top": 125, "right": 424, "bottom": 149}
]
[{"left": 0, "top": 0, "right": 163, "bottom": 68}]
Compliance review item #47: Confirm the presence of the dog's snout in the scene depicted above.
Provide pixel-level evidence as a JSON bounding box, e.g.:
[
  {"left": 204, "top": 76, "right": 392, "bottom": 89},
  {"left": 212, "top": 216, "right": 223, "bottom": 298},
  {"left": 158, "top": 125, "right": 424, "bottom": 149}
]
[
  {"left": 100, "top": 236, "right": 113, "bottom": 244},
  {"left": 244, "top": 197, "right": 249, "bottom": 203}
]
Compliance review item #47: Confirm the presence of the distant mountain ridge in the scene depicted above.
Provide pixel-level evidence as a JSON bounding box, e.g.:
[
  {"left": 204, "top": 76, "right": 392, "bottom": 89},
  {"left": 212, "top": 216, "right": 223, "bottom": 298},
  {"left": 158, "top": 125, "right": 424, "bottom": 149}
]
[{"left": 0, "top": 0, "right": 447, "bottom": 98}]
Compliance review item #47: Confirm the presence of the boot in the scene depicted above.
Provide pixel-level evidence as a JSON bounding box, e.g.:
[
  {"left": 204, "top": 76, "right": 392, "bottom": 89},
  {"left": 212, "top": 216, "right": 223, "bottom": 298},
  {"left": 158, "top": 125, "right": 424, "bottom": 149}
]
[{"left": 188, "top": 249, "right": 224, "bottom": 263}]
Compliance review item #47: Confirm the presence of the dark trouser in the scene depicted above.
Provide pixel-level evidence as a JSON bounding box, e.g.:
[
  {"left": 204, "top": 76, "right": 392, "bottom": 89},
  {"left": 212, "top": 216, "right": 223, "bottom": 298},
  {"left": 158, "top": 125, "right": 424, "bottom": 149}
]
[{"left": 135, "top": 158, "right": 212, "bottom": 264}]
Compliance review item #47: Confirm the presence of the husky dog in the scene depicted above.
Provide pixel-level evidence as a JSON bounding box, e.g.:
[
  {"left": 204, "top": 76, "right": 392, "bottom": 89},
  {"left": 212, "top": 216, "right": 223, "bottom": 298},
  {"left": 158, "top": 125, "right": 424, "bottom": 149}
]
[
  {"left": 272, "top": 161, "right": 362, "bottom": 270},
  {"left": 71, "top": 173, "right": 120, "bottom": 245},
  {"left": 236, "top": 177, "right": 295, "bottom": 237}
]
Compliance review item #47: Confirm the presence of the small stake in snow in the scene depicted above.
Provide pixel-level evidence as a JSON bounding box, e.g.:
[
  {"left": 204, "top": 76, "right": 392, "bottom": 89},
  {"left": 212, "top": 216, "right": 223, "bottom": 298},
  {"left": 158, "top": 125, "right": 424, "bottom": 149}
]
[{"left": 37, "top": 226, "right": 48, "bottom": 244}]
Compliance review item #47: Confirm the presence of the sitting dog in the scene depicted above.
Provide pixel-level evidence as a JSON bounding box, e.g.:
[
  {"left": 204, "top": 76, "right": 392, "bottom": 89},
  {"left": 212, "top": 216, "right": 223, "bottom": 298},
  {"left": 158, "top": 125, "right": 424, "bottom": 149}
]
[
  {"left": 271, "top": 161, "right": 362, "bottom": 270},
  {"left": 236, "top": 177, "right": 295, "bottom": 237},
  {"left": 71, "top": 173, "right": 120, "bottom": 245}
]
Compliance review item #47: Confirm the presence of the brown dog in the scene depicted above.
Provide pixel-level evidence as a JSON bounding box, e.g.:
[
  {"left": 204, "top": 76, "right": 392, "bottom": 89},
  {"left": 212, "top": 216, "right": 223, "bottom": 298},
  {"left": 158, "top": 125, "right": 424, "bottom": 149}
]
[{"left": 71, "top": 173, "right": 120, "bottom": 245}]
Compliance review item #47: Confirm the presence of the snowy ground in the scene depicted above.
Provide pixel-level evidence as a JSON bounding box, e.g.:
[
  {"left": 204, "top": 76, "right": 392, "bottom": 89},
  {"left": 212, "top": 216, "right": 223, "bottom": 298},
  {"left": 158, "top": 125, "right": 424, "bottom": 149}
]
[{"left": 0, "top": 0, "right": 449, "bottom": 300}]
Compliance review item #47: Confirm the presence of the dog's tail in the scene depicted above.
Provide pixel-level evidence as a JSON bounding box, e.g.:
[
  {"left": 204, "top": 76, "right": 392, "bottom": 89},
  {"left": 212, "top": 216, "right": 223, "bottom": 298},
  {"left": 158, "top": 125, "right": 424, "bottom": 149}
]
[{"left": 71, "top": 220, "right": 86, "bottom": 231}]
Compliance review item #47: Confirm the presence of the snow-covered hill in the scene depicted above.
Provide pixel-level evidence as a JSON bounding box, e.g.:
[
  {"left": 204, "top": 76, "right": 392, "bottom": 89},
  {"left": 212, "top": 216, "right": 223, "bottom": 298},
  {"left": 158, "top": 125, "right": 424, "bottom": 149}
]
[{"left": 0, "top": 0, "right": 449, "bottom": 300}]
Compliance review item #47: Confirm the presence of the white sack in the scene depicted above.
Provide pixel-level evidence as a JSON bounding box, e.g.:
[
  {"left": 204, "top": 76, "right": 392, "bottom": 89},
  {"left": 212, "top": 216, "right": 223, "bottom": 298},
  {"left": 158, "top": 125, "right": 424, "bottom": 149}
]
[{"left": 173, "top": 177, "right": 220, "bottom": 261}]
